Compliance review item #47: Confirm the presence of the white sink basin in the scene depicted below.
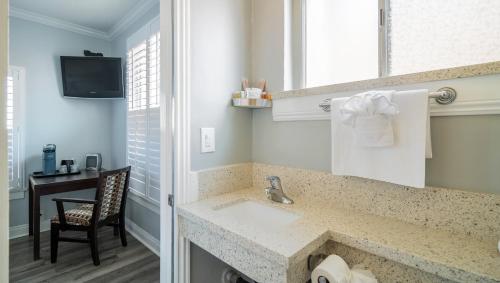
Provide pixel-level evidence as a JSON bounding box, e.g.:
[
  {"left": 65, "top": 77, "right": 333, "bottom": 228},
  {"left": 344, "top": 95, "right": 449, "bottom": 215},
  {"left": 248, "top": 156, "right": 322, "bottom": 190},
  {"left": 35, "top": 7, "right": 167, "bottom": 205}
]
[{"left": 214, "top": 200, "right": 299, "bottom": 230}]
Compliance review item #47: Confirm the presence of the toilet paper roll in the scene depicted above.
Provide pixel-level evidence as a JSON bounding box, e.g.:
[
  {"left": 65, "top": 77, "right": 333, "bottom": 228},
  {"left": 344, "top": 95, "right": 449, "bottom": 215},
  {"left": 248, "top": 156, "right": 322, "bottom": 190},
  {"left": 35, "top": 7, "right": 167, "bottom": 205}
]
[
  {"left": 311, "top": 255, "right": 352, "bottom": 283},
  {"left": 351, "top": 269, "right": 378, "bottom": 283}
]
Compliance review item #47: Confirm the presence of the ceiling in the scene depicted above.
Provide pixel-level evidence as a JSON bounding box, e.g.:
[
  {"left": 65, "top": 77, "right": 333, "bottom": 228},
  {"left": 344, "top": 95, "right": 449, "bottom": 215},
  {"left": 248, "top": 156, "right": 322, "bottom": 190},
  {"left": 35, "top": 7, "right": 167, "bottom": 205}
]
[{"left": 10, "top": 0, "right": 144, "bottom": 32}]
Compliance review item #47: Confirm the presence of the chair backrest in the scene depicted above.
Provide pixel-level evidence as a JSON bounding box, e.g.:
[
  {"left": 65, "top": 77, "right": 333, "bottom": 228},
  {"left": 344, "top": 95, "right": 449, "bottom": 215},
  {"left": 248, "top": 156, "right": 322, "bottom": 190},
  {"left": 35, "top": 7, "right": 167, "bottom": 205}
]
[{"left": 92, "top": 166, "right": 131, "bottom": 225}]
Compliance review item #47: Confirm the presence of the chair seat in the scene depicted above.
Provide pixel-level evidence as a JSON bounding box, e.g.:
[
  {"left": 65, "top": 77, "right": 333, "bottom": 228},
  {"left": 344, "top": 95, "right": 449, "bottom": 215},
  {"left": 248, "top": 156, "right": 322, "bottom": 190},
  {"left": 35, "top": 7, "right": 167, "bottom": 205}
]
[{"left": 51, "top": 204, "right": 94, "bottom": 226}]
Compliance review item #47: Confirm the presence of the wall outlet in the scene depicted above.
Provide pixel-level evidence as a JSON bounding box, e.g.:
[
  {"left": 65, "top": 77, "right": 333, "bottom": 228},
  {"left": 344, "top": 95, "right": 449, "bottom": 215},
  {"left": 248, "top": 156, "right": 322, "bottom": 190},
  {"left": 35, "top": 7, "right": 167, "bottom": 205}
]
[{"left": 200, "top": 128, "right": 215, "bottom": 153}]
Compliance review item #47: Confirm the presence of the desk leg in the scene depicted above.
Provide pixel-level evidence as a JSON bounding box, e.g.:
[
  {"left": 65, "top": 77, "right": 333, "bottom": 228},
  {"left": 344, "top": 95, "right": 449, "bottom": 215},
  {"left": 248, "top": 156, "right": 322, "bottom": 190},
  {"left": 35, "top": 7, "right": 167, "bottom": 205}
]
[
  {"left": 29, "top": 183, "right": 33, "bottom": 236},
  {"left": 33, "top": 191, "right": 40, "bottom": 260}
]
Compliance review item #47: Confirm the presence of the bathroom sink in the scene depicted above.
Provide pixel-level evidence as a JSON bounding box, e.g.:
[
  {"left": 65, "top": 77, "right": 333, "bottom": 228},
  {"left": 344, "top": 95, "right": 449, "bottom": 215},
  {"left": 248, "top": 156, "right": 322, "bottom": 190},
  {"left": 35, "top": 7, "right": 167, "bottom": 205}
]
[{"left": 214, "top": 200, "right": 300, "bottom": 230}]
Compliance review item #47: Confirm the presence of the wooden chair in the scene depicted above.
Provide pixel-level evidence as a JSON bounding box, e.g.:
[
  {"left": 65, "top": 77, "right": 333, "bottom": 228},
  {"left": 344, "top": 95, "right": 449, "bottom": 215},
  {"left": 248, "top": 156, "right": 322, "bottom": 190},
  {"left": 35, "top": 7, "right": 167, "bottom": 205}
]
[{"left": 50, "top": 166, "right": 131, "bottom": 266}]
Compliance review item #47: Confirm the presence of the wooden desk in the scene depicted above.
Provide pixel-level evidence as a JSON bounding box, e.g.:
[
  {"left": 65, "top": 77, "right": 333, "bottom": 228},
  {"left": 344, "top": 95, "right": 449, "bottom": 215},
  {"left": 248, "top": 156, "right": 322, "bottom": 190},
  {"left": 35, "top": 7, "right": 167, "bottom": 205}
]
[{"left": 29, "top": 170, "right": 101, "bottom": 260}]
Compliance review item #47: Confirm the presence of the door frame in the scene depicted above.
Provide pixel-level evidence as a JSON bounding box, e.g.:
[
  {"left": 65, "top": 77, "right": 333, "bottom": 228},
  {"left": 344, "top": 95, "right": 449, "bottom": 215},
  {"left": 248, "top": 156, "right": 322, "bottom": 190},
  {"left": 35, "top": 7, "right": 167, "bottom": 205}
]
[
  {"left": 0, "top": 0, "right": 9, "bottom": 281},
  {"left": 160, "top": 0, "right": 192, "bottom": 282},
  {"left": 160, "top": 0, "right": 174, "bottom": 282},
  {"left": 0, "top": 0, "right": 188, "bottom": 281},
  {"left": 171, "top": 0, "right": 192, "bottom": 282}
]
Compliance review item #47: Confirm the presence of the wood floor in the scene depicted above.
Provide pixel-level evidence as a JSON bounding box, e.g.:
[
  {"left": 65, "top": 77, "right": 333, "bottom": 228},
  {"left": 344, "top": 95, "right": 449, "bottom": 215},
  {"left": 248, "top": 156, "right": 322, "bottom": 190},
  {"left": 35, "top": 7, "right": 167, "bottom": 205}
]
[{"left": 10, "top": 227, "right": 160, "bottom": 283}]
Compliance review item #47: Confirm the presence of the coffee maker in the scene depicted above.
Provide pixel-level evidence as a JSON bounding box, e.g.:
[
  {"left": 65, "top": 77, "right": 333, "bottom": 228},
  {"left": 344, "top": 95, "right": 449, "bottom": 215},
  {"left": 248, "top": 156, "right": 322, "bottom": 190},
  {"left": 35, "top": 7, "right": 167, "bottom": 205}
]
[{"left": 42, "top": 144, "right": 56, "bottom": 175}]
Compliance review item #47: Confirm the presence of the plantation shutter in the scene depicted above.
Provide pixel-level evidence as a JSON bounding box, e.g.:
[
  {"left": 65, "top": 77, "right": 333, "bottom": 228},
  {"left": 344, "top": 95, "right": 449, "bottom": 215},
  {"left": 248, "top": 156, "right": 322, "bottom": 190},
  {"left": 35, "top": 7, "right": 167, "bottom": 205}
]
[
  {"left": 147, "top": 32, "right": 161, "bottom": 201},
  {"left": 6, "top": 67, "right": 24, "bottom": 191},
  {"left": 126, "top": 17, "right": 160, "bottom": 203},
  {"left": 7, "top": 74, "right": 15, "bottom": 189}
]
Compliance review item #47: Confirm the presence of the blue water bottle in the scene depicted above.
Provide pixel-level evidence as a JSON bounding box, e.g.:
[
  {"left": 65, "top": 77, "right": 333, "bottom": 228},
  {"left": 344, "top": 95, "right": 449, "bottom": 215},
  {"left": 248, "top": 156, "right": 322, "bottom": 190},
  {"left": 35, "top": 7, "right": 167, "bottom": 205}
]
[{"left": 42, "top": 144, "right": 56, "bottom": 175}]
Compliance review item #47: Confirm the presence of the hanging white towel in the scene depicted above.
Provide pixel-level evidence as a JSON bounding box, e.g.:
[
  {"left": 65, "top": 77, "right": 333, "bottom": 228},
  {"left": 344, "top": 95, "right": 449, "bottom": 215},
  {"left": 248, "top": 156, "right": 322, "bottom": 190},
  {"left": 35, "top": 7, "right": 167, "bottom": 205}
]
[
  {"left": 331, "top": 89, "right": 430, "bottom": 188},
  {"left": 339, "top": 91, "right": 399, "bottom": 147}
]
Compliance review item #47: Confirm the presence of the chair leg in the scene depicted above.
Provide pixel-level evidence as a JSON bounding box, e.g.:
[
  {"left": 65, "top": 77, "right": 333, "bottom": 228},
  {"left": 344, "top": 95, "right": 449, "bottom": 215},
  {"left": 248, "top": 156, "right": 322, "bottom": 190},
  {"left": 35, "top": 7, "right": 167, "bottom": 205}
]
[
  {"left": 88, "top": 229, "right": 100, "bottom": 266},
  {"left": 119, "top": 217, "right": 127, "bottom": 247},
  {"left": 50, "top": 223, "right": 59, "bottom": 263}
]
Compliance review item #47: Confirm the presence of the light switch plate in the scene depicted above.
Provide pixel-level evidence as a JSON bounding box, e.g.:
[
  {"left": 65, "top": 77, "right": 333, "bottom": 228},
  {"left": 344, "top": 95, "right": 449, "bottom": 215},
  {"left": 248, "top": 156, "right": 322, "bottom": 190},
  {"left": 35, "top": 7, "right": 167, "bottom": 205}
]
[{"left": 200, "top": 128, "right": 215, "bottom": 153}]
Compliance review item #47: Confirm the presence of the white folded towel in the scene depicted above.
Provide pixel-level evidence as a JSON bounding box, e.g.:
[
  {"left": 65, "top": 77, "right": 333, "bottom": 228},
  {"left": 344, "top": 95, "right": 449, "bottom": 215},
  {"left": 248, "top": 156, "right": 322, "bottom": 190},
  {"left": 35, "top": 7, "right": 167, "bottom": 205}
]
[
  {"left": 331, "top": 89, "right": 430, "bottom": 188},
  {"left": 339, "top": 91, "right": 399, "bottom": 147}
]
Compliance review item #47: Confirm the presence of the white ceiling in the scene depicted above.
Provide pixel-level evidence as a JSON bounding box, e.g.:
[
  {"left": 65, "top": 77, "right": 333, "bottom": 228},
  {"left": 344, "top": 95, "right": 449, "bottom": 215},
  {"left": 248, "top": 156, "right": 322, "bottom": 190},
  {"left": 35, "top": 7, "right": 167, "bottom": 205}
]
[{"left": 10, "top": 0, "right": 144, "bottom": 32}]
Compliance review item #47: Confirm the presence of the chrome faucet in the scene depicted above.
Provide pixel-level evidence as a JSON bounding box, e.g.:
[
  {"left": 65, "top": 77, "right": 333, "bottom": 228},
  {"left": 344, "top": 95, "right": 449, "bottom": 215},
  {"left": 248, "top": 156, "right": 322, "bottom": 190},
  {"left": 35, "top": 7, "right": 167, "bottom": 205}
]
[{"left": 265, "top": 176, "right": 294, "bottom": 204}]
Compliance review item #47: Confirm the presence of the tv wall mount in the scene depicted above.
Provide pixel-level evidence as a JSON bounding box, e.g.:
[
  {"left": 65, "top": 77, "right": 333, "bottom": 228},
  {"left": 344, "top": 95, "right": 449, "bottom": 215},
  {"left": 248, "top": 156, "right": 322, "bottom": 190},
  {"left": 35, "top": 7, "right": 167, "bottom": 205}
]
[{"left": 83, "top": 50, "right": 103, "bottom": 57}]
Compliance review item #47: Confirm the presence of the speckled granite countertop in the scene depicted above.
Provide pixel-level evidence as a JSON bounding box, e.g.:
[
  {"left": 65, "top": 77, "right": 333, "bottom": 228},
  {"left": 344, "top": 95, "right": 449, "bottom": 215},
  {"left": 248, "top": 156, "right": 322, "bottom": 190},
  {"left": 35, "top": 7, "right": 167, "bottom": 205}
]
[{"left": 178, "top": 188, "right": 500, "bottom": 283}]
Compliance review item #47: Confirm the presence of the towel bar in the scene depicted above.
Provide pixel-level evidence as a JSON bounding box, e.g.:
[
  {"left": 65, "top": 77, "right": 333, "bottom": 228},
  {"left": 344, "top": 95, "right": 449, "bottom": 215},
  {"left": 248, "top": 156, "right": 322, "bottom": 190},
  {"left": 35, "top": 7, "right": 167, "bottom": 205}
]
[{"left": 318, "top": 87, "right": 457, "bottom": 112}]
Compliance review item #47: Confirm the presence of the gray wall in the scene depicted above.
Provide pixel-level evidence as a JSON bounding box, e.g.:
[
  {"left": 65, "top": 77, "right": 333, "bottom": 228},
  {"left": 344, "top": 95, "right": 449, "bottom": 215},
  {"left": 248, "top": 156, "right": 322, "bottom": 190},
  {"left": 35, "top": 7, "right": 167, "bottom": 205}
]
[
  {"left": 190, "top": 0, "right": 253, "bottom": 171},
  {"left": 251, "top": 0, "right": 285, "bottom": 91},
  {"left": 426, "top": 115, "right": 500, "bottom": 194},
  {"left": 110, "top": 3, "right": 160, "bottom": 239},
  {"left": 253, "top": 109, "right": 331, "bottom": 172},
  {"left": 125, "top": 198, "right": 160, "bottom": 239},
  {"left": 188, "top": 0, "right": 253, "bottom": 279},
  {"left": 9, "top": 18, "right": 113, "bottom": 226}
]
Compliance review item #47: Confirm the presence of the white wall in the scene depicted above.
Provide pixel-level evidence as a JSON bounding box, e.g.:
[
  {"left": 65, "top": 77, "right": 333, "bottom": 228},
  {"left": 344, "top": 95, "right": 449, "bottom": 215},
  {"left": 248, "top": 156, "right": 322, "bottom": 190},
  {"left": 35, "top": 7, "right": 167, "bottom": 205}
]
[
  {"left": 9, "top": 17, "right": 115, "bottom": 227},
  {"left": 190, "top": 0, "right": 253, "bottom": 171}
]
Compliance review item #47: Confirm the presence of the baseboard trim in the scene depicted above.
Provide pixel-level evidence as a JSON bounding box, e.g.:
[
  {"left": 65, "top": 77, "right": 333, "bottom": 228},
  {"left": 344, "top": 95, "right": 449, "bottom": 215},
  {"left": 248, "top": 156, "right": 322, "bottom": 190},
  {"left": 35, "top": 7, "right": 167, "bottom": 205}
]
[
  {"left": 9, "top": 220, "right": 50, "bottom": 239},
  {"left": 128, "top": 193, "right": 161, "bottom": 215},
  {"left": 9, "top": 219, "right": 160, "bottom": 257},
  {"left": 125, "top": 218, "right": 160, "bottom": 256}
]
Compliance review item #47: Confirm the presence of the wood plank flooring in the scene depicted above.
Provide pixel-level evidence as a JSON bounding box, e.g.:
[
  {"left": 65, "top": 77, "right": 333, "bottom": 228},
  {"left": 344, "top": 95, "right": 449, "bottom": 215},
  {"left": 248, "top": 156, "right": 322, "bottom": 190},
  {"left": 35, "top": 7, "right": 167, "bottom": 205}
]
[{"left": 10, "top": 227, "right": 160, "bottom": 283}]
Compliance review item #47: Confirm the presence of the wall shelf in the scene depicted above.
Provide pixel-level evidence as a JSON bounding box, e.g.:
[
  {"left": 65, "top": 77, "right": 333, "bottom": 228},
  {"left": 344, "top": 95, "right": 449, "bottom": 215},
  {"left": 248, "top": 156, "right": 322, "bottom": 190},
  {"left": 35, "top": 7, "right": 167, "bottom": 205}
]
[{"left": 232, "top": 98, "right": 272, "bottom": 109}]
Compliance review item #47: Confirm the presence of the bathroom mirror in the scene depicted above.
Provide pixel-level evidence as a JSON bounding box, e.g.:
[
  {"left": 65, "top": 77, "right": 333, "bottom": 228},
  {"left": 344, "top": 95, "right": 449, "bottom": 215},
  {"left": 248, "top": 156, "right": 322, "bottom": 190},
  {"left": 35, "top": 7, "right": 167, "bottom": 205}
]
[{"left": 284, "top": 0, "right": 500, "bottom": 91}]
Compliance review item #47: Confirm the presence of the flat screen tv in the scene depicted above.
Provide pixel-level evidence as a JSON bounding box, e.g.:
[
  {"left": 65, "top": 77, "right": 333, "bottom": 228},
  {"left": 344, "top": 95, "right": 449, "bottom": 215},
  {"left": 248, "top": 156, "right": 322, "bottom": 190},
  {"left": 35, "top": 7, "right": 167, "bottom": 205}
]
[{"left": 60, "top": 56, "right": 124, "bottom": 99}]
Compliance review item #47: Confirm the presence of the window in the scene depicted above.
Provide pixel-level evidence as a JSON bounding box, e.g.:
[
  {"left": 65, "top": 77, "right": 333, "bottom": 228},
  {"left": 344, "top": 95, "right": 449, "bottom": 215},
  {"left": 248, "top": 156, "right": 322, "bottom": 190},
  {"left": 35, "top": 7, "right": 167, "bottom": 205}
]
[
  {"left": 305, "top": 0, "right": 379, "bottom": 88},
  {"left": 6, "top": 66, "right": 25, "bottom": 195},
  {"left": 387, "top": 0, "right": 500, "bottom": 75},
  {"left": 301, "top": 0, "right": 500, "bottom": 88},
  {"left": 126, "top": 18, "right": 160, "bottom": 204}
]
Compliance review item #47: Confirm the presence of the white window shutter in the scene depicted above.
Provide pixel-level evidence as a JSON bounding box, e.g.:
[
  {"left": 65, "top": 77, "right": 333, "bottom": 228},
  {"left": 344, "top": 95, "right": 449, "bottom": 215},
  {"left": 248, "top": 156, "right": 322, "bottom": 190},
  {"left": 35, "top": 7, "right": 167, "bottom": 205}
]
[
  {"left": 6, "top": 75, "right": 15, "bottom": 189},
  {"left": 6, "top": 67, "right": 25, "bottom": 192},
  {"left": 127, "top": 42, "right": 148, "bottom": 196},
  {"left": 146, "top": 32, "right": 161, "bottom": 202},
  {"left": 127, "top": 31, "right": 161, "bottom": 204}
]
